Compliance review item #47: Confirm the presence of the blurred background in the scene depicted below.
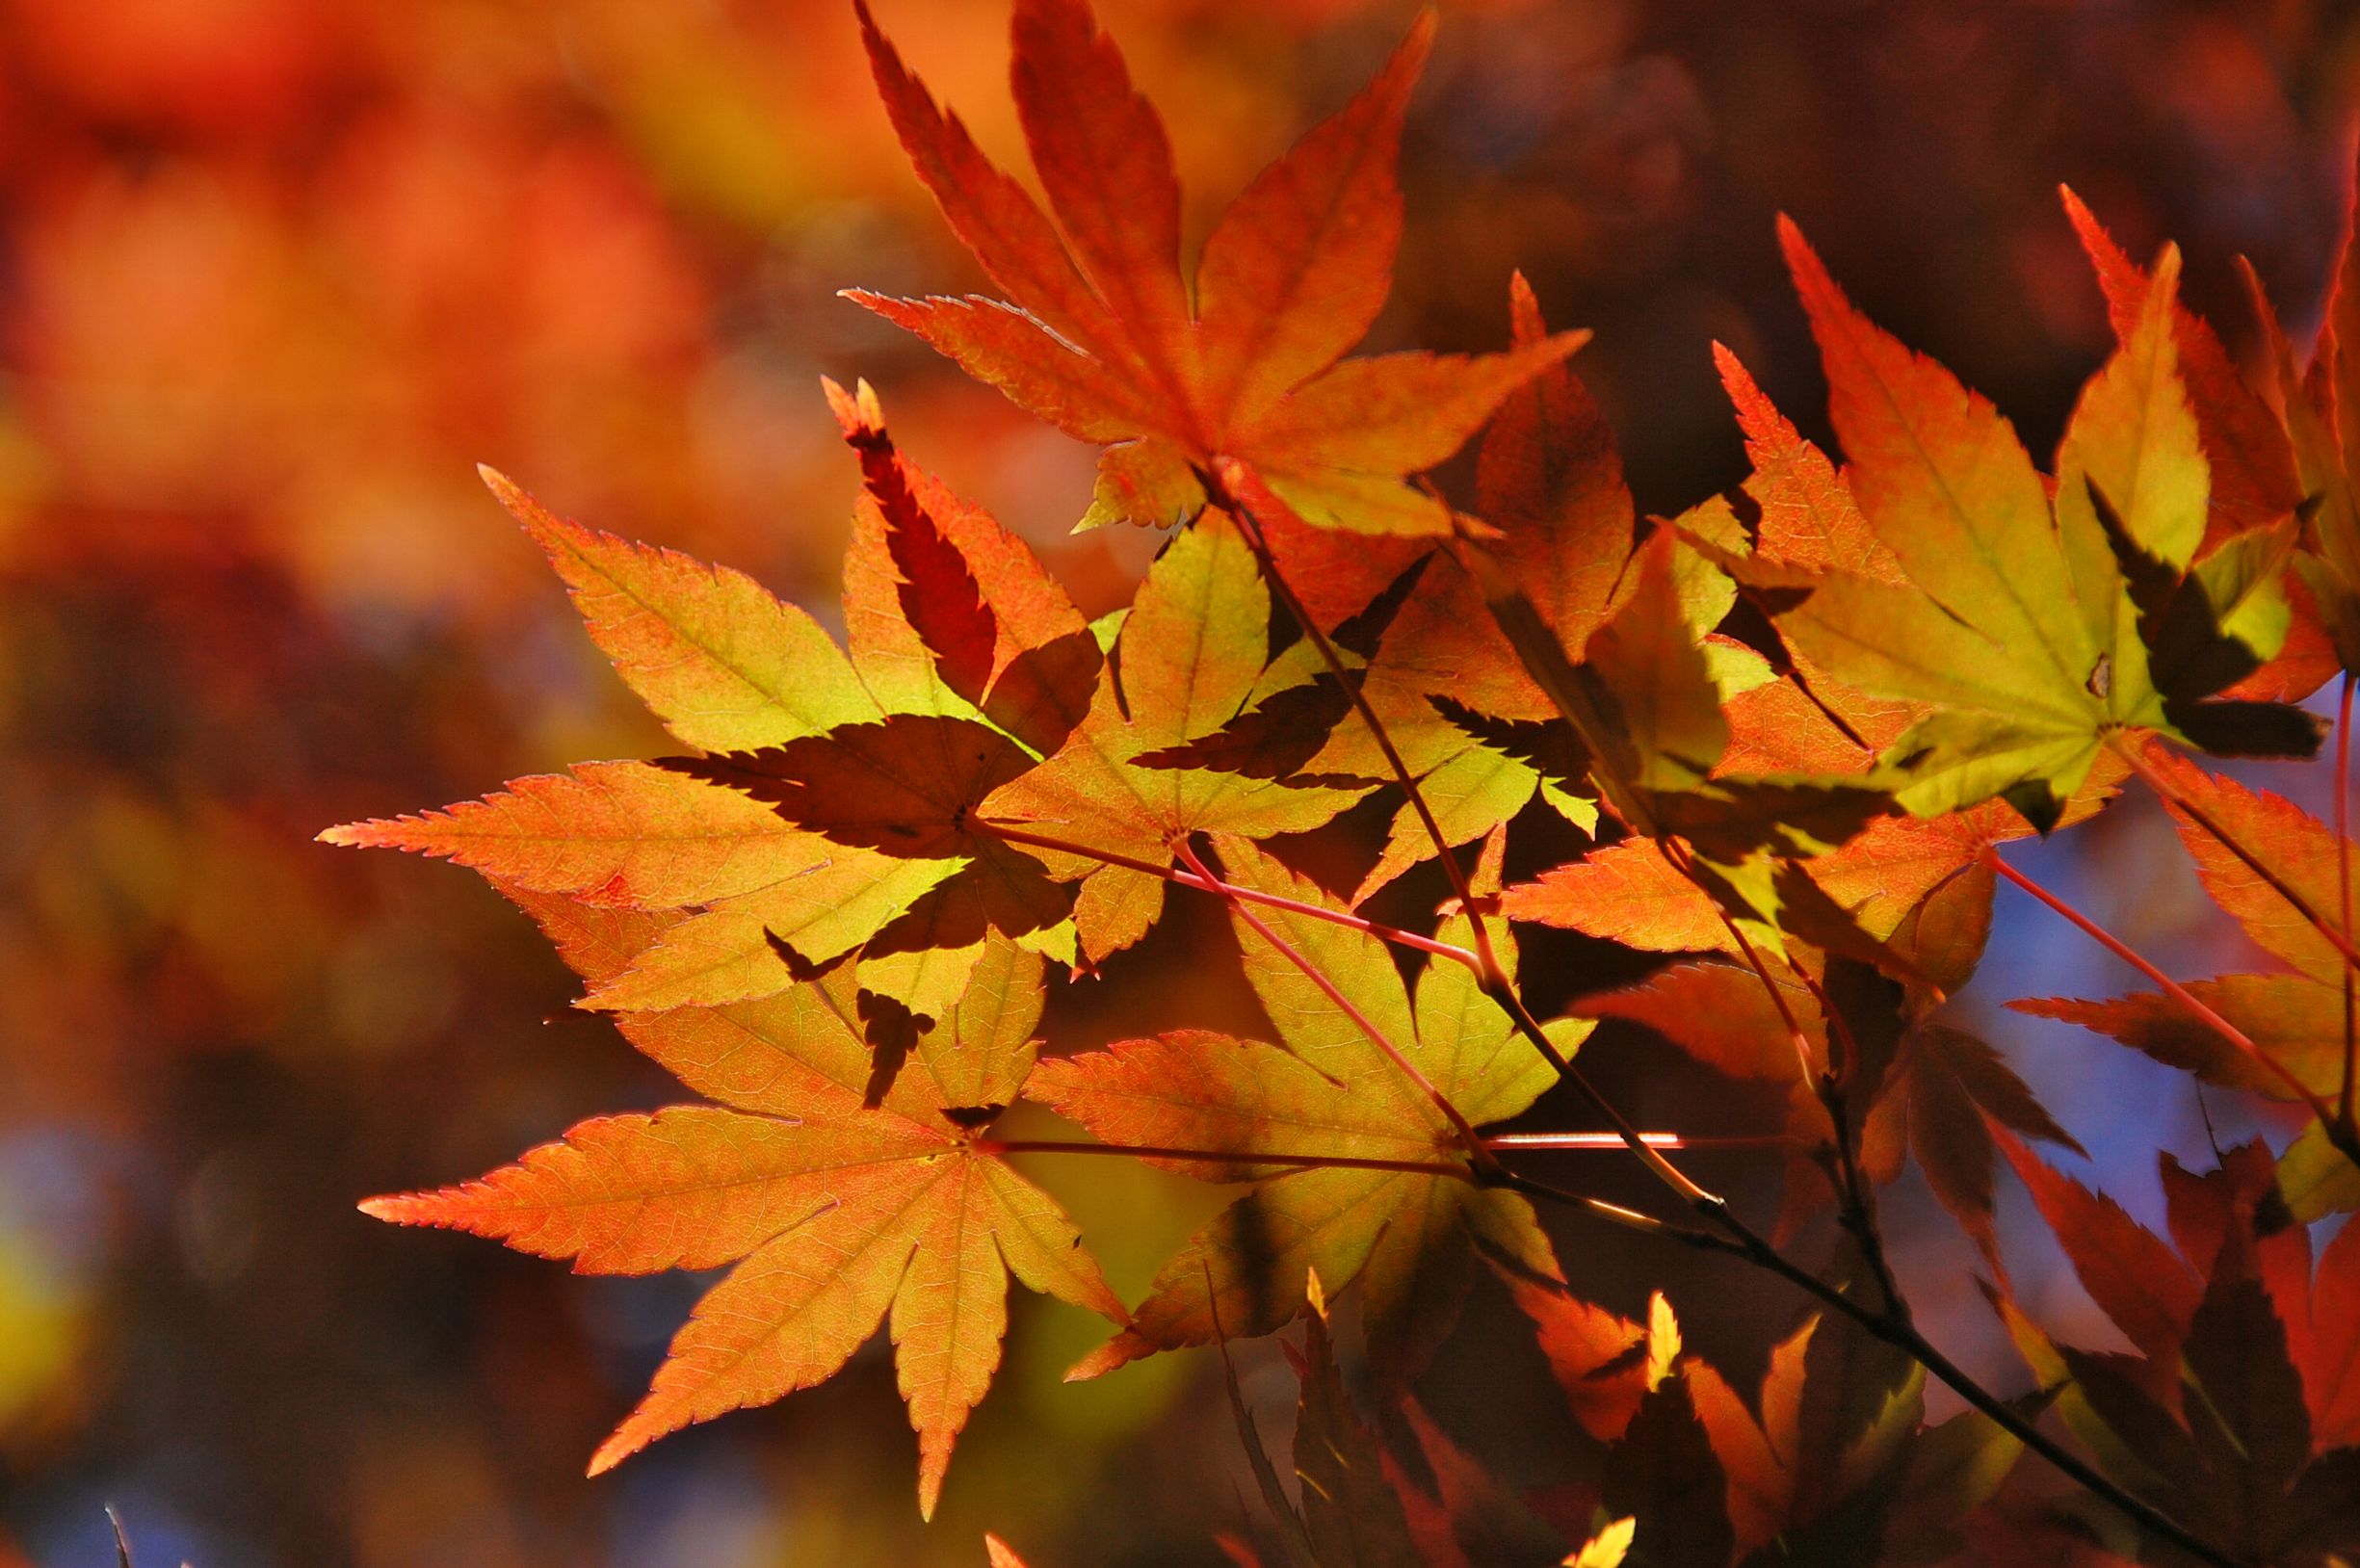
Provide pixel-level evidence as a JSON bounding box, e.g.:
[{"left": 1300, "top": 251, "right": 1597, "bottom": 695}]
[{"left": 2, "top": 0, "right": 2358, "bottom": 1563}]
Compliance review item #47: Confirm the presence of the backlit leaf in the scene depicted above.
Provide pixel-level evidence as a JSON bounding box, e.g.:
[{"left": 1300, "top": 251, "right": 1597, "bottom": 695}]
[
  {"left": 1042, "top": 848, "right": 1576, "bottom": 1386},
  {"left": 1993, "top": 1130, "right": 2198, "bottom": 1366},
  {"left": 980, "top": 513, "right": 1373, "bottom": 960},
  {"left": 857, "top": 0, "right": 1582, "bottom": 536},
  {"left": 362, "top": 932, "right": 1120, "bottom": 1515},
  {"left": 485, "top": 468, "right": 876, "bottom": 751}
]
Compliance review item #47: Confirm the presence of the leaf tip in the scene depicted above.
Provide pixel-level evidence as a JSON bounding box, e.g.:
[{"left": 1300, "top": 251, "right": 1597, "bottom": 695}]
[
  {"left": 586, "top": 1425, "right": 642, "bottom": 1477},
  {"left": 1711, "top": 338, "right": 1770, "bottom": 416},
  {"left": 917, "top": 1463, "right": 946, "bottom": 1521},
  {"left": 1397, "top": 5, "right": 1440, "bottom": 71},
  {"left": 1063, "top": 1335, "right": 1135, "bottom": 1382},
  {"left": 824, "top": 374, "right": 888, "bottom": 441},
  {"left": 477, "top": 465, "right": 576, "bottom": 556},
  {"left": 836, "top": 287, "right": 904, "bottom": 327},
  {"left": 1774, "top": 213, "right": 1835, "bottom": 305}
]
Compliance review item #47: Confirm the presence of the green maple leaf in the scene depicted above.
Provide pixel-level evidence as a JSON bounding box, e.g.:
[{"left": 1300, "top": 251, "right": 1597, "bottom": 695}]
[{"left": 1765, "top": 220, "right": 2317, "bottom": 832}]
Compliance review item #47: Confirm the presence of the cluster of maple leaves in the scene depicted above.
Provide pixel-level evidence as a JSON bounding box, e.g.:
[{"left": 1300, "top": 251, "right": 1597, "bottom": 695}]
[{"left": 326, "top": 1, "right": 2360, "bottom": 1562}]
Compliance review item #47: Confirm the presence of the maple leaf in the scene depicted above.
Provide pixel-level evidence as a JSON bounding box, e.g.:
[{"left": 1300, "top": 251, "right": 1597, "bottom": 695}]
[
  {"left": 2061, "top": 189, "right": 2303, "bottom": 550},
  {"left": 1593, "top": 1296, "right": 1737, "bottom": 1568},
  {"left": 1762, "top": 220, "right": 2318, "bottom": 832},
  {"left": 1306, "top": 275, "right": 1630, "bottom": 900},
  {"left": 328, "top": 381, "right": 1097, "bottom": 1033},
  {"left": 1578, "top": 949, "right": 2079, "bottom": 1261},
  {"left": 1444, "top": 402, "right": 1931, "bottom": 987},
  {"left": 2233, "top": 170, "right": 2360, "bottom": 693},
  {"left": 2013, "top": 977, "right": 2346, "bottom": 1105},
  {"left": 1901, "top": 1023, "right": 2085, "bottom": 1270},
  {"left": 1715, "top": 342, "right": 1904, "bottom": 588},
  {"left": 1688, "top": 1302, "right": 1927, "bottom": 1565},
  {"left": 852, "top": 0, "right": 1583, "bottom": 536},
  {"left": 1035, "top": 839, "right": 1586, "bottom": 1386},
  {"left": 976, "top": 510, "right": 1375, "bottom": 963},
  {"left": 1292, "top": 1278, "right": 1427, "bottom": 1568},
  {"left": 2137, "top": 745, "right": 2355, "bottom": 985},
  {"left": 1561, "top": 1518, "right": 1637, "bottom": 1568},
  {"left": 1213, "top": 1272, "right": 1435, "bottom": 1568},
  {"left": 474, "top": 468, "right": 880, "bottom": 753},
  {"left": 1530, "top": 695, "right": 2111, "bottom": 1002},
  {"left": 2058, "top": 189, "right": 2338, "bottom": 706},
  {"left": 1383, "top": 1396, "right": 1569, "bottom": 1568},
  {"left": 1702, "top": 345, "right": 1925, "bottom": 757},
  {"left": 1500, "top": 1278, "right": 1677, "bottom": 1448},
  {"left": 1501, "top": 836, "right": 1733, "bottom": 956},
  {"left": 1990, "top": 1138, "right": 2360, "bottom": 1563},
  {"left": 361, "top": 902, "right": 1121, "bottom": 1517},
  {"left": 2016, "top": 745, "right": 2360, "bottom": 1202},
  {"left": 1514, "top": 1281, "right": 2018, "bottom": 1568},
  {"left": 1499, "top": 657, "right": 2119, "bottom": 1006}
]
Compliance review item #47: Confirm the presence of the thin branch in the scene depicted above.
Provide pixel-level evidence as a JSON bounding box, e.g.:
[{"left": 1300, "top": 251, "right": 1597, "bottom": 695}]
[
  {"left": 1677, "top": 823, "right": 1911, "bottom": 1327},
  {"left": 1791, "top": 961, "right": 1911, "bottom": 1328},
  {"left": 968, "top": 816, "right": 1483, "bottom": 971},
  {"left": 1497, "top": 1173, "right": 1750, "bottom": 1256},
  {"left": 1987, "top": 848, "right": 2339, "bottom": 1124},
  {"left": 1712, "top": 886, "right": 1823, "bottom": 1096},
  {"left": 980, "top": 1137, "right": 1473, "bottom": 1181},
  {"left": 983, "top": 509, "right": 2245, "bottom": 1561},
  {"left": 1175, "top": 838, "right": 1506, "bottom": 1179},
  {"left": 1568, "top": 1120, "right": 2251, "bottom": 1567},
  {"left": 1487, "top": 973, "right": 1729, "bottom": 1208},
  {"left": 1873, "top": 1311, "right": 2247, "bottom": 1568},
  {"left": 1006, "top": 1134, "right": 2242, "bottom": 1561}
]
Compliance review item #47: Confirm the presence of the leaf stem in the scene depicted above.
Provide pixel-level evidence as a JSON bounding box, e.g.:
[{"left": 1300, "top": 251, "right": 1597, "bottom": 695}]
[
  {"left": 2111, "top": 732, "right": 2360, "bottom": 975},
  {"left": 1175, "top": 838, "right": 1506, "bottom": 1179},
  {"left": 1985, "top": 847, "right": 2339, "bottom": 1123},
  {"left": 1487, "top": 969, "right": 1729, "bottom": 1208},
  {"left": 968, "top": 817, "right": 1484, "bottom": 971},
  {"left": 980, "top": 1137, "right": 1473, "bottom": 1181},
  {"left": 1204, "top": 459, "right": 1513, "bottom": 991},
  {"left": 1006, "top": 504, "right": 2244, "bottom": 1562},
  {"left": 1487, "top": 1131, "right": 1706, "bottom": 1150}
]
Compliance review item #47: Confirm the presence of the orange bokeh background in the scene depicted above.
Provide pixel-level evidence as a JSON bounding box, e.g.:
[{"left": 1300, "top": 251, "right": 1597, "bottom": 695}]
[{"left": 2, "top": 1, "right": 2355, "bottom": 1563}]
